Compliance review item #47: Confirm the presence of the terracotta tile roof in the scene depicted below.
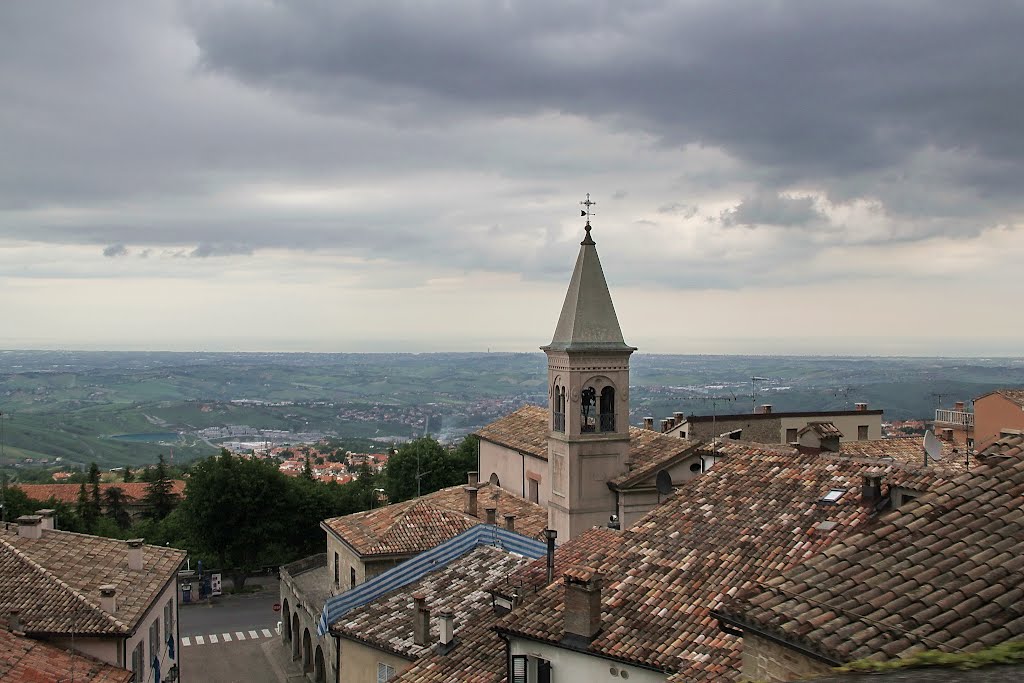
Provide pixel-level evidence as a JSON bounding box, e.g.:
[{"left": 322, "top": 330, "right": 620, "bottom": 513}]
[
  {"left": 0, "top": 526, "right": 186, "bottom": 636},
  {"left": 614, "top": 428, "right": 697, "bottom": 486},
  {"left": 985, "top": 389, "right": 1024, "bottom": 407},
  {"left": 721, "top": 456, "right": 1024, "bottom": 665},
  {"left": 494, "top": 448, "right": 951, "bottom": 681},
  {"left": 977, "top": 433, "right": 1024, "bottom": 463},
  {"left": 478, "top": 404, "right": 694, "bottom": 483},
  {"left": 475, "top": 405, "right": 549, "bottom": 458},
  {"left": 331, "top": 545, "right": 533, "bottom": 658},
  {"left": 800, "top": 421, "right": 843, "bottom": 438},
  {"left": 840, "top": 436, "right": 967, "bottom": 474},
  {"left": 15, "top": 480, "right": 186, "bottom": 505},
  {"left": 323, "top": 482, "right": 548, "bottom": 557},
  {"left": 0, "top": 628, "right": 133, "bottom": 682}
]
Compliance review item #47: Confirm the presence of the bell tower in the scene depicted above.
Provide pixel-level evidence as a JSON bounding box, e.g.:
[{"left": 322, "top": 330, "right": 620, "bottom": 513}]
[{"left": 543, "top": 195, "right": 635, "bottom": 541}]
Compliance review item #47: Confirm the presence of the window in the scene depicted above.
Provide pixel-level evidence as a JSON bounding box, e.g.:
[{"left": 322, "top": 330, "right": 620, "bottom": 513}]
[
  {"left": 786, "top": 428, "right": 798, "bottom": 443},
  {"left": 132, "top": 641, "right": 145, "bottom": 681},
  {"left": 528, "top": 478, "right": 539, "bottom": 504},
  {"left": 350, "top": 567, "right": 357, "bottom": 590},
  {"left": 821, "top": 488, "right": 846, "bottom": 503},
  {"left": 511, "top": 656, "right": 527, "bottom": 683},
  {"left": 149, "top": 619, "right": 160, "bottom": 663},
  {"left": 334, "top": 552, "right": 340, "bottom": 585},
  {"left": 377, "top": 662, "right": 396, "bottom": 682},
  {"left": 858, "top": 425, "right": 869, "bottom": 440},
  {"left": 552, "top": 383, "right": 565, "bottom": 432},
  {"left": 581, "top": 386, "right": 597, "bottom": 432},
  {"left": 511, "top": 654, "right": 551, "bottom": 683},
  {"left": 599, "top": 386, "right": 616, "bottom": 432}
]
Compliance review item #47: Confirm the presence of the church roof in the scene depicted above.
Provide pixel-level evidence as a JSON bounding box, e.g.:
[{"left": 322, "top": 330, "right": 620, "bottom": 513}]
[{"left": 543, "top": 224, "right": 633, "bottom": 353}]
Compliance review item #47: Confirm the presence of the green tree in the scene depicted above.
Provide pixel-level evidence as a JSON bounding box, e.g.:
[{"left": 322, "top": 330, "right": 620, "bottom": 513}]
[
  {"left": 143, "top": 454, "right": 178, "bottom": 521},
  {"left": 122, "top": 465, "right": 134, "bottom": 483},
  {"left": 175, "top": 450, "right": 292, "bottom": 590},
  {"left": 76, "top": 482, "right": 98, "bottom": 532},
  {"left": 382, "top": 435, "right": 477, "bottom": 503},
  {"left": 103, "top": 486, "right": 132, "bottom": 529},
  {"left": 1, "top": 477, "right": 36, "bottom": 522},
  {"left": 302, "top": 456, "right": 314, "bottom": 481}
]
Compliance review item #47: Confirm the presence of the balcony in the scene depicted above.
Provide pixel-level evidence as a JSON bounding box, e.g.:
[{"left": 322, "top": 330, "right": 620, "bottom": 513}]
[{"left": 935, "top": 409, "right": 974, "bottom": 427}]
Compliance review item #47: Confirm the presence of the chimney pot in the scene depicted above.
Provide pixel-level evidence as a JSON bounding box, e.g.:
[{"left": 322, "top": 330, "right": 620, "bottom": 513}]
[
  {"left": 504, "top": 514, "right": 516, "bottom": 532},
  {"left": 99, "top": 585, "right": 117, "bottom": 614},
  {"left": 16, "top": 515, "right": 43, "bottom": 539},
  {"left": 467, "top": 471, "right": 478, "bottom": 486},
  {"left": 660, "top": 418, "right": 670, "bottom": 432},
  {"left": 463, "top": 487, "right": 478, "bottom": 517},
  {"left": 862, "top": 473, "right": 884, "bottom": 505},
  {"left": 412, "top": 594, "right": 430, "bottom": 646},
  {"left": 673, "top": 412, "right": 685, "bottom": 423},
  {"left": 485, "top": 507, "right": 497, "bottom": 525},
  {"left": 127, "top": 539, "right": 144, "bottom": 571},
  {"left": 35, "top": 509, "right": 56, "bottom": 531},
  {"left": 563, "top": 566, "right": 603, "bottom": 640},
  {"left": 942, "top": 428, "right": 954, "bottom": 442},
  {"left": 643, "top": 417, "right": 654, "bottom": 430},
  {"left": 8, "top": 610, "right": 22, "bottom": 635},
  {"left": 438, "top": 611, "right": 455, "bottom": 646},
  {"left": 760, "top": 404, "right": 773, "bottom": 414},
  {"left": 855, "top": 402, "right": 868, "bottom": 412}
]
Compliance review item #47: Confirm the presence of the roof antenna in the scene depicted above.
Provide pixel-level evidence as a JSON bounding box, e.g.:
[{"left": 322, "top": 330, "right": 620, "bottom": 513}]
[{"left": 580, "top": 193, "right": 596, "bottom": 245}]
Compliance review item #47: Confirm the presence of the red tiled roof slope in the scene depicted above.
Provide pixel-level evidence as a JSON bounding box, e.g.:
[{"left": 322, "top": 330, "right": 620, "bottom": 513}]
[
  {"left": 323, "top": 482, "right": 547, "bottom": 557},
  {"left": 495, "top": 449, "right": 950, "bottom": 681},
  {"left": 16, "top": 480, "right": 186, "bottom": 505},
  {"left": 840, "top": 436, "right": 966, "bottom": 473},
  {"left": 721, "top": 456, "right": 1024, "bottom": 665},
  {"left": 0, "top": 628, "right": 133, "bottom": 682},
  {"left": 0, "top": 527, "right": 186, "bottom": 636}
]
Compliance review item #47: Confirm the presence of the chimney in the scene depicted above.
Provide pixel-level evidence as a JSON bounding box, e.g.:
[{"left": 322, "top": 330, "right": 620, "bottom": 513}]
[
  {"left": 467, "top": 471, "right": 478, "bottom": 486},
  {"left": 563, "top": 566, "right": 602, "bottom": 640},
  {"left": 954, "top": 401, "right": 965, "bottom": 412},
  {"left": 673, "top": 411, "right": 685, "bottom": 424},
  {"left": 127, "top": 539, "right": 144, "bottom": 571},
  {"left": 862, "top": 473, "right": 884, "bottom": 505},
  {"left": 99, "top": 585, "right": 117, "bottom": 614},
  {"left": 8, "top": 610, "right": 23, "bottom": 635},
  {"left": 544, "top": 529, "right": 557, "bottom": 585},
  {"left": 942, "top": 428, "right": 954, "bottom": 442},
  {"left": 660, "top": 419, "right": 670, "bottom": 432},
  {"left": 759, "top": 404, "right": 773, "bottom": 414},
  {"left": 643, "top": 417, "right": 654, "bottom": 430},
  {"left": 412, "top": 594, "right": 430, "bottom": 646},
  {"left": 485, "top": 507, "right": 497, "bottom": 525},
  {"left": 438, "top": 611, "right": 455, "bottom": 647},
  {"left": 35, "top": 509, "right": 56, "bottom": 531},
  {"left": 464, "top": 487, "right": 478, "bottom": 517},
  {"left": 504, "top": 514, "right": 516, "bottom": 532},
  {"left": 855, "top": 402, "right": 868, "bottom": 412},
  {"left": 16, "top": 515, "right": 42, "bottom": 539}
]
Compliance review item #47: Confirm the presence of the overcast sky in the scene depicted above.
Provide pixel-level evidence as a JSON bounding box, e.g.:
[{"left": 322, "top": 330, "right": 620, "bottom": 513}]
[{"left": 2, "top": 1, "right": 1023, "bottom": 356}]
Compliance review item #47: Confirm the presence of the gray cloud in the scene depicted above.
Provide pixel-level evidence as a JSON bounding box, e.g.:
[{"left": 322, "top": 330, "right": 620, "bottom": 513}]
[
  {"left": 102, "top": 244, "right": 128, "bottom": 257},
  {"left": 722, "top": 194, "right": 824, "bottom": 228},
  {"left": 189, "top": 243, "right": 254, "bottom": 258}
]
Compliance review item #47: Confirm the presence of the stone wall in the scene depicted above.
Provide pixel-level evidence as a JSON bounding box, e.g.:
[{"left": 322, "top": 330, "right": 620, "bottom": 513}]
[{"left": 741, "top": 633, "right": 833, "bottom": 682}]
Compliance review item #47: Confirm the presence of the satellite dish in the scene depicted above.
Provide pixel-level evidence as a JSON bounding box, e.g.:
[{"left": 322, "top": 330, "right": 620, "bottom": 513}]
[
  {"left": 655, "top": 470, "right": 673, "bottom": 496},
  {"left": 923, "top": 430, "right": 943, "bottom": 462}
]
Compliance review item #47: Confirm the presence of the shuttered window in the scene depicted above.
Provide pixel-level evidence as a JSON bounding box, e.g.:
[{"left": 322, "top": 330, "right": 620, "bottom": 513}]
[
  {"left": 377, "top": 662, "right": 396, "bottom": 682},
  {"left": 511, "top": 655, "right": 527, "bottom": 683}
]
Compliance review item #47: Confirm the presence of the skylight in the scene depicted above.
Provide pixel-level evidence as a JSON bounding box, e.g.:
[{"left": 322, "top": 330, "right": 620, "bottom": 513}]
[{"left": 821, "top": 488, "right": 846, "bottom": 503}]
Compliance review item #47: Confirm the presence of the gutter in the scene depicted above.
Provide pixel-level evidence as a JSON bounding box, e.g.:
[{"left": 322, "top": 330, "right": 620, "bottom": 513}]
[{"left": 711, "top": 609, "right": 843, "bottom": 667}]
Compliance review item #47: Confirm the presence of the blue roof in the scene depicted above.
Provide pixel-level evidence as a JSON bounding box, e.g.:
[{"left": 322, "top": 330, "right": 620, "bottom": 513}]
[{"left": 317, "top": 524, "right": 546, "bottom": 636}]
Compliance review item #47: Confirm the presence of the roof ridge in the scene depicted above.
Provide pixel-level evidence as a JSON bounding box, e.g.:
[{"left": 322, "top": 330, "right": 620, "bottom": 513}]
[{"left": 0, "top": 535, "right": 128, "bottom": 633}]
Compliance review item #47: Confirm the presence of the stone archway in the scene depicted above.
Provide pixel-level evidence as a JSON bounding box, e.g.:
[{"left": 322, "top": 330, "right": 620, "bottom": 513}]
[
  {"left": 302, "top": 628, "right": 313, "bottom": 673},
  {"left": 314, "top": 645, "right": 326, "bottom": 683},
  {"left": 292, "top": 613, "right": 301, "bottom": 660},
  {"left": 282, "top": 599, "right": 292, "bottom": 644}
]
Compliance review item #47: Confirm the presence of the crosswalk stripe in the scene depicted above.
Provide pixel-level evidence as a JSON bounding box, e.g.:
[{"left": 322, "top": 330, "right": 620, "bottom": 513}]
[
  {"left": 209, "top": 634, "right": 218, "bottom": 643},
  {"left": 182, "top": 637, "right": 191, "bottom": 647},
  {"left": 261, "top": 628, "right": 273, "bottom": 638},
  {"left": 235, "top": 631, "right": 246, "bottom": 640},
  {"left": 195, "top": 635, "right": 205, "bottom": 645},
  {"left": 222, "top": 633, "right": 232, "bottom": 642},
  {"left": 247, "top": 630, "right": 259, "bottom": 639}
]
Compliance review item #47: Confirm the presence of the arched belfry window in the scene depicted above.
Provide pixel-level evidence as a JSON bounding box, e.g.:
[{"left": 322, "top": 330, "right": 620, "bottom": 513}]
[
  {"left": 600, "top": 386, "right": 616, "bottom": 432},
  {"left": 553, "top": 383, "right": 565, "bottom": 432},
  {"left": 581, "top": 387, "right": 597, "bottom": 432}
]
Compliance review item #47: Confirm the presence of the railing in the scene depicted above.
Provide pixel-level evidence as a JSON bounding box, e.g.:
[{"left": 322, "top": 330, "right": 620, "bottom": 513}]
[{"left": 935, "top": 409, "right": 974, "bottom": 427}]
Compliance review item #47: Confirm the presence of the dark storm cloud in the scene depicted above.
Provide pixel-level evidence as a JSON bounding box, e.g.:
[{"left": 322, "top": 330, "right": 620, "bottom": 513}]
[{"left": 185, "top": 1, "right": 1024, "bottom": 196}]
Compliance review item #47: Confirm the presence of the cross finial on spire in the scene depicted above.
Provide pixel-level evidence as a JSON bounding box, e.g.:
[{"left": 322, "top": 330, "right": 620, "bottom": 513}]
[{"left": 580, "top": 193, "right": 596, "bottom": 245}]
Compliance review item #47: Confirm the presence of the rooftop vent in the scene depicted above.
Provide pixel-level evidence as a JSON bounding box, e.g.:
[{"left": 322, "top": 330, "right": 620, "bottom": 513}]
[
  {"left": 504, "top": 514, "right": 516, "bottom": 532},
  {"left": 16, "top": 515, "right": 42, "bottom": 540},
  {"left": 643, "top": 417, "right": 654, "bottom": 430},
  {"left": 485, "top": 507, "right": 497, "bottom": 525},
  {"left": 36, "top": 509, "right": 56, "bottom": 531},
  {"left": 759, "top": 404, "right": 773, "bottom": 414},
  {"left": 464, "top": 486, "right": 478, "bottom": 517},
  {"left": 413, "top": 594, "right": 430, "bottom": 647},
  {"left": 99, "top": 585, "right": 117, "bottom": 614},
  {"left": 467, "top": 471, "right": 478, "bottom": 486},
  {"left": 438, "top": 611, "right": 455, "bottom": 647},
  {"left": 855, "top": 402, "right": 869, "bottom": 411},
  {"left": 127, "top": 539, "right": 144, "bottom": 571}
]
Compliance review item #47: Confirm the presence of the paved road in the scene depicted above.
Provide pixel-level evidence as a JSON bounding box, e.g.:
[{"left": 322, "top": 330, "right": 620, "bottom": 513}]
[{"left": 179, "top": 579, "right": 282, "bottom": 638}]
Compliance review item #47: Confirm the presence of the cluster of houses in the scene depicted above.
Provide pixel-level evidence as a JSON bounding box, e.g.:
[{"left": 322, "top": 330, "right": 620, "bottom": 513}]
[
  {"left": 275, "top": 449, "right": 390, "bottom": 484},
  {"left": 278, "top": 218, "right": 1024, "bottom": 683}
]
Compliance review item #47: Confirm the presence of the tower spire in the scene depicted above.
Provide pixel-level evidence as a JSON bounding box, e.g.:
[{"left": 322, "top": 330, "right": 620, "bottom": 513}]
[{"left": 580, "top": 193, "right": 596, "bottom": 245}]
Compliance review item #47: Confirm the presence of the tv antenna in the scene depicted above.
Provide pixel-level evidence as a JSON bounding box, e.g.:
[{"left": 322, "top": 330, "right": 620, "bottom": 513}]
[{"left": 750, "top": 377, "right": 770, "bottom": 414}]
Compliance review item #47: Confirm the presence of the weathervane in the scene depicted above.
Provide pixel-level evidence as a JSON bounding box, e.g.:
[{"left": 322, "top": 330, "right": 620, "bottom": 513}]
[{"left": 579, "top": 193, "right": 596, "bottom": 245}]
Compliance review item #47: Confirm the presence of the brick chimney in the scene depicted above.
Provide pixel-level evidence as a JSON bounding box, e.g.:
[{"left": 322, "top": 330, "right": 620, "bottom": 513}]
[
  {"left": 643, "top": 417, "right": 654, "bottom": 430},
  {"left": 412, "top": 594, "right": 430, "bottom": 646},
  {"left": 36, "top": 509, "right": 56, "bottom": 531},
  {"left": 127, "top": 539, "right": 144, "bottom": 571},
  {"left": 759, "top": 404, "right": 773, "bottom": 414},
  {"left": 99, "top": 585, "right": 117, "bottom": 614},
  {"left": 504, "top": 514, "right": 516, "bottom": 532},
  {"left": 438, "top": 611, "right": 455, "bottom": 647},
  {"left": 16, "top": 515, "right": 42, "bottom": 539},
  {"left": 954, "top": 401, "right": 965, "bottom": 412},
  {"left": 563, "top": 566, "right": 602, "bottom": 641},
  {"left": 862, "top": 473, "right": 884, "bottom": 505},
  {"left": 464, "top": 487, "right": 478, "bottom": 517},
  {"left": 467, "top": 471, "right": 478, "bottom": 486},
  {"left": 942, "top": 428, "right": 954, "bottom": 442},
  {"left": 855, "top": 402, "right": 868, "bottom": 411},
  {"left": 485, "top": 507, "right": 497, "bottom": 525}
]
